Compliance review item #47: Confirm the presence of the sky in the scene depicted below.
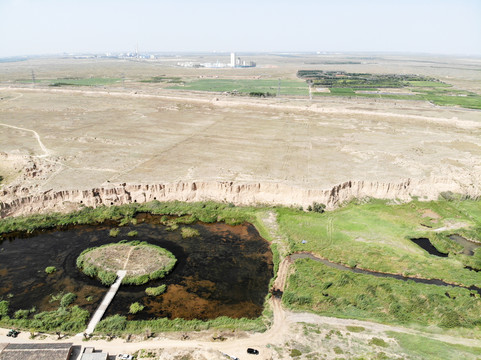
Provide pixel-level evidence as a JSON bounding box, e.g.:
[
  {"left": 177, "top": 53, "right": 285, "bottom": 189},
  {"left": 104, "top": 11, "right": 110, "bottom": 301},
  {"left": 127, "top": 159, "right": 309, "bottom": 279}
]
[{"left": 0, "top": 0, "right": 480, "bottom": 57}]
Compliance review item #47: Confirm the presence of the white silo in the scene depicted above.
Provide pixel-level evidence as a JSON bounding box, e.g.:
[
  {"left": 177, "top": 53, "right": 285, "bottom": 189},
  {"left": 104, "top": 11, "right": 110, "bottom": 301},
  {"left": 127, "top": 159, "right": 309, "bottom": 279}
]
[{"left": 230, "top": 52, "right": 236, "bottom": 68}]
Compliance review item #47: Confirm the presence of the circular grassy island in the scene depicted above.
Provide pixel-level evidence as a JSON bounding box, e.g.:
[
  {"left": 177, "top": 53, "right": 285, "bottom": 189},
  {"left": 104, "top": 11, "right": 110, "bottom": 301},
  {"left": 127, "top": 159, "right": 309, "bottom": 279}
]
[{"left": 76, "top": 240, "right": 177, "bottom": 286}]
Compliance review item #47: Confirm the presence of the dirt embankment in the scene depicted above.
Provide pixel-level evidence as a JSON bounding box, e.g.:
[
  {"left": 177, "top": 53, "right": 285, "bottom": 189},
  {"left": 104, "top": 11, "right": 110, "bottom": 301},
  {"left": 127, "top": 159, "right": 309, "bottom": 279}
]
[{"left": 1, "top": 177, "right": 478, "bottom": 218}]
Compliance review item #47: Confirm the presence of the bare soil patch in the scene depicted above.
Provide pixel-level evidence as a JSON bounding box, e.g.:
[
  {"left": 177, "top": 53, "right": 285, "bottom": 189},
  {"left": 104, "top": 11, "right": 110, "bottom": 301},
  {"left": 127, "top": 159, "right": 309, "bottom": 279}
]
[
  {"left": 84, "top": 243, "right": 172, "bottom": 276},
  {"left": 77, "top": 241, "right": 177, "bottom": 285}
]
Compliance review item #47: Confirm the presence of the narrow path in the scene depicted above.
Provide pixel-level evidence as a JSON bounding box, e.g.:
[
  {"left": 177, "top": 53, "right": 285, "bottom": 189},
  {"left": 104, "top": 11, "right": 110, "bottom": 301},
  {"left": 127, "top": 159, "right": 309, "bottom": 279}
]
[
  {"left": 123, "top": 247, "right": 134, "bottom": 270},
  {"left": 83, "top": 270, "right": 126, "bottom": 335},
  {"left": 0, "top": 123, "right": 50, "bottom": 157}
]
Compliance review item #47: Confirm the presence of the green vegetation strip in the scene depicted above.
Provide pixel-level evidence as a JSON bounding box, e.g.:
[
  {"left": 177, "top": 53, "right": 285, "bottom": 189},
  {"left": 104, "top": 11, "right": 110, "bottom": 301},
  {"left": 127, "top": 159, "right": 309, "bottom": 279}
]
[
  {"left": 285, "top": 258, "right": 481, "bottom": 329},
  {"left": 168, "top": 78, "right": 309, "bottom": 96},
  {"left": 387, "top": 331, "right": 481, "bottom": 360},
  {"left": 76, "top": 241, "right": 177, "bottom": 286},
  {"left": 0, "top": 298, "right": 88, "bottom": 334},
  {"left": 95, "top": 314, "right": 266, "bottom": 335}
]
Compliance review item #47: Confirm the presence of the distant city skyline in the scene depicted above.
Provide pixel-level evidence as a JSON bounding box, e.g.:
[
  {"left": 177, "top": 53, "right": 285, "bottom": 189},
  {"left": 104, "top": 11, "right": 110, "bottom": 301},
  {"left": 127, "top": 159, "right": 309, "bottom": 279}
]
[{"left": 0, "top": 0, "right": 480, "bottom": 58}]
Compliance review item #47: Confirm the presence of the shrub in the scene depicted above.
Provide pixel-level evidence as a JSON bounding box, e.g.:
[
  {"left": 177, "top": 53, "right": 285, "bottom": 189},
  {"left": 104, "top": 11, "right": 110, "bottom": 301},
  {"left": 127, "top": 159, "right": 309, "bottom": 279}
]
[
  {"left": 145, "top": 285, "right": 167, "bottom": 296},
  {"left": 181, "top": 227, "right": 200, "bottom": 238},
  {"left": 14, "top": 309, "right": 30, "bottom": 319},
  {"left": 439, "top": 311, "right": 463, "bottom": 328},
  {"left": 109, "top": 228, "right": 120, "bottom": 237},
  {"left": 290, "top": 349, "right": 302, "bottom": 357},
  {"left": 60, "top": 293, "right": 77, "bottom": 307},
  {"left": 334, "top": 346, "right": 343, "bottom": 354},
  {"left": 45, "top": 266, "right": 57, "bottom": 274},
  {"left": 129, "top": 302, "right": 144, "bottom": 314},
  {"left": 308, "top": 202, "right": 326, "bottom": 213},
  {"left": 369, "top": 337, "right": 388, "bottom": 347},
  {"left": 96, "top": 315, "right": 127, "bottom": 334},
  {"left": 98, "top": 271, "right": 117, "bottom": 286},
  {"left": 0, "top": 301, "right": 8, "bottom": 317},
  {"left": 127, "top": 230, "right": 138, "bottom": 237}
]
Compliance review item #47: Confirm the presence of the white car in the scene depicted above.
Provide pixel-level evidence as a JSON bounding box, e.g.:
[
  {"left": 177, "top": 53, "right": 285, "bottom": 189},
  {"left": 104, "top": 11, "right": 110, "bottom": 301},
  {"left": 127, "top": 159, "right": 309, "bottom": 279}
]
[{"left": 117, "top": 355, "right": 133, "bottom": 360}]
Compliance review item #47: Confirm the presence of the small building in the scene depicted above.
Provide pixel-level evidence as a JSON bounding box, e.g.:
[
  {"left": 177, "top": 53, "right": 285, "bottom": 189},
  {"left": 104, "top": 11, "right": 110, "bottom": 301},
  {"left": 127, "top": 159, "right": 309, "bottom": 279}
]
[
  {"left": 80, "top": 347, "right": 109, "bottom": 360},
  {"left": 0, "top": 343, "right": 73, "bottom": 360}
]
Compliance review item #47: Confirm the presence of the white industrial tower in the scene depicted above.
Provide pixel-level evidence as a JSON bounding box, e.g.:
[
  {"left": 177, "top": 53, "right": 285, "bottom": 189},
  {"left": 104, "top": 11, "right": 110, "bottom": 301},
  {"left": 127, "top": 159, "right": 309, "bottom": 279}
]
[{"left": 230, "top": 52, "right": 236, "bottom": 68}]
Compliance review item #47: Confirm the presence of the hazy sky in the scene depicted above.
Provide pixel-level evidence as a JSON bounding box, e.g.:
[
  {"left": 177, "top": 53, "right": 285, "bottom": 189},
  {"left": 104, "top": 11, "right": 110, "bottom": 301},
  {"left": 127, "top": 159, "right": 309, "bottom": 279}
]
[{"left": 1, "top": 0, "right": 480, "bottom": 57}]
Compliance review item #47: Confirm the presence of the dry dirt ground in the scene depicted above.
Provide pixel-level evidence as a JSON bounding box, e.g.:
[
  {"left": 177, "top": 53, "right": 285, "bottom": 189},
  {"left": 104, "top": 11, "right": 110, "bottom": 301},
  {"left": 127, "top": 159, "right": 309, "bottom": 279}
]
[
  {"left": 82, "top": 243, "right": 172, "bottom": 276},
  {"left": 0, "top": 55, "right": 480, "bottom": 200}
]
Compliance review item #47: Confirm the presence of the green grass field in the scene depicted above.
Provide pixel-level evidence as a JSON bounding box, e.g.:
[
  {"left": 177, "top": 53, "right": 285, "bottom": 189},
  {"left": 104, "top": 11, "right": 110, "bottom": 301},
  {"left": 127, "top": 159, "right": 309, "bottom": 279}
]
[
  {"left": 314, "top": 87, "right": 481, "bottom": 109},
  {"left": 278, "top": 199, "right": 481, "bottom": 287},
  {"left": 387, "top": 332, "right": 481, "bottom": 359},
  {"left": 284, "top": 258, "right": 481, "bottom": 329},
  {"left": 168, "top": 78, "right": 309, "bottom": 96}
]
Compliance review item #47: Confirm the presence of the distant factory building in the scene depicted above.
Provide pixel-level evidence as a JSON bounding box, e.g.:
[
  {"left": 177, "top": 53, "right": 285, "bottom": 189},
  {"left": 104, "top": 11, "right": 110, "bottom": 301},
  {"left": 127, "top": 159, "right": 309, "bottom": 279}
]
[{"left": 178, "top": 52, "right": 256, "bottom": 68}]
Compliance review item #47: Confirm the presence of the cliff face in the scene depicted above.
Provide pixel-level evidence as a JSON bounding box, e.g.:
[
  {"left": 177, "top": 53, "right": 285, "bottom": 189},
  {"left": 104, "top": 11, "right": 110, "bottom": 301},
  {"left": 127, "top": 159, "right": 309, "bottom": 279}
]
[{"left": 1, "top": 178, "right": 477, "bottom": 218}]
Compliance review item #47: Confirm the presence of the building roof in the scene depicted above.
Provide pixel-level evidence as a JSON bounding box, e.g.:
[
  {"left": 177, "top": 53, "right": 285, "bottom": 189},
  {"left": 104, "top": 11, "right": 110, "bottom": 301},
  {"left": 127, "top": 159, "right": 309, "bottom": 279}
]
[
  {"left": 80, "top": 353, "right": 108, "bottom": 360},
  {"left": 80, "top": 347, "right": 109, "bottom": 360},
  {"left": 0, "top": 343, "right": 73, "bottom": 360}
]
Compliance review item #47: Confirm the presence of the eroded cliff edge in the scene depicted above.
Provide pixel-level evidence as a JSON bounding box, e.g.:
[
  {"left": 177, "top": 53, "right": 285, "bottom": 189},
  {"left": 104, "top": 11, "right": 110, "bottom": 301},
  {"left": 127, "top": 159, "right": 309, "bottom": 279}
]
[{"left": 1, "top": 178, "right": 478, "bottom": 218}]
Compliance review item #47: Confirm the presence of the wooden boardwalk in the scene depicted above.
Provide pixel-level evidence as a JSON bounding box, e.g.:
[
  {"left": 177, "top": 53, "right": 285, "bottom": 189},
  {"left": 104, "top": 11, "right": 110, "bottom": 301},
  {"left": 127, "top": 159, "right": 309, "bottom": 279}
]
[{"left": 84, "top": 270, "right": 127, "bottom": 335}]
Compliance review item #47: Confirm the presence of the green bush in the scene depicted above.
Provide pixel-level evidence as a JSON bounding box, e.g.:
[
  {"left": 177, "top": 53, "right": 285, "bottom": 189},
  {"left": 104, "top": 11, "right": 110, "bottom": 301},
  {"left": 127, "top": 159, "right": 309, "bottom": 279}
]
[
  {"left": 0, "top": 301, "right": 9, "bottom": 317},
  {"left": 145, "top": 285, "right": 167, "bottom": 296},
  {"left": 60, "top": 293, "right": 77, "bottom": 307},
  {"left": 14, "top": 309, "right": 30, "bottom": 319},
  {"left": 98, "top": 271, "right": 117, "bottom": 286},
  {"left": 290, "top": 349, "right": 302, "bottom": 357},
  {"left": 45, "top": 266, "right": 56, "bottom": 274},
  {"left": 95, "top": 315, "right": 127, "bottom": 334},
  {"left": 181, "top": 227, "right": 200, "bottom": 238},
  {"left": 3, "top": 305, "right": 90, "bottom": 334},
  {"left": 129, "top": 302, "right": 144, "bottom": 314},
  {"left": 369, "top": 337, "right": 389, "bottom": 347},
  {"left": 109, "top": 228, "right": 120, "bottom": 237},
  {"left": 127, "top": 230, "right": 138, "bottom": 237}
]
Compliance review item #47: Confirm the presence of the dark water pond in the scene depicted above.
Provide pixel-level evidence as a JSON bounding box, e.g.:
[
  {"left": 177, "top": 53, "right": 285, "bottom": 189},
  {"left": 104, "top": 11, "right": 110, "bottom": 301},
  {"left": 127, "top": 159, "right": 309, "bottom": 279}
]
[
  {"left": 410, "top": 237, "right": 448, "bottom": 257},
  {"left": 449, "top": 234, "right": 480, "bottom": 256},
  {"left": 0, "top": 214, "right": 273, "bottom": 321}
]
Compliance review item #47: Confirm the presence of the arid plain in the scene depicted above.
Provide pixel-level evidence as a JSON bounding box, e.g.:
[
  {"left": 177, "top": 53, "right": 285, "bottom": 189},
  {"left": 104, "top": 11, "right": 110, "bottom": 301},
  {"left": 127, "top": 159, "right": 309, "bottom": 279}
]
[{"left": 0, "top": 54, "right": 480, "bottom": 216}]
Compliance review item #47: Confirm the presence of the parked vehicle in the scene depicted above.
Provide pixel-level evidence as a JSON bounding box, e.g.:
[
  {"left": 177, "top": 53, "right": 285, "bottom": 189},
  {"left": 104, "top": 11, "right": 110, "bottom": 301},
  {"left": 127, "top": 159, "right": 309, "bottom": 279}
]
[
  {"left": 247, "top": 348, "right": 259, "bottom": 355},
  {"left": 6, "top": 329, "right": 19, "bottom": 338},
  {"left": 117, "top": 355, "right": 133, "bottom": 360}
]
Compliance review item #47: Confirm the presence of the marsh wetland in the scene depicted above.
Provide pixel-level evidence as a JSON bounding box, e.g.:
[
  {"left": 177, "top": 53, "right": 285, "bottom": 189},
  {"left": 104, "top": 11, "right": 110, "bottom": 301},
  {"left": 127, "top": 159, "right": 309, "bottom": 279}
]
[{"left": 0, "top": 213, "right": 273, "bottom": 322}]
